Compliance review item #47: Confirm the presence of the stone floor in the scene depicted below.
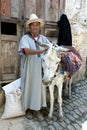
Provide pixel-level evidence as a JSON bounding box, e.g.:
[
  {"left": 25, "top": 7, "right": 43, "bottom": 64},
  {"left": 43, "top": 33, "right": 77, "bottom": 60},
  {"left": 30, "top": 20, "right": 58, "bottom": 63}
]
[{"left": 0, "top": 78, "right": 87, "bottom": 130}]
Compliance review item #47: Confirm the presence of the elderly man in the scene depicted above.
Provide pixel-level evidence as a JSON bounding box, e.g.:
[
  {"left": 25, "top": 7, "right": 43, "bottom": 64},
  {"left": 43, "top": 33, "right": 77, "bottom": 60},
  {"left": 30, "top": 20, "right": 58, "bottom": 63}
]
[{"left": 18, "top": 14, "right": 51, "bottom": 120}]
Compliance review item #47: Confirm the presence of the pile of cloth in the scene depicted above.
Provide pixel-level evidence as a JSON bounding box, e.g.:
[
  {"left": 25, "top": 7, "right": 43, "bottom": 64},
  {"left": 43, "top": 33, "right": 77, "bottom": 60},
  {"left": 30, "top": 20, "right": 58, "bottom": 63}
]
[{"left": 60, "top": 46, "right": 82, "bottom": 78}]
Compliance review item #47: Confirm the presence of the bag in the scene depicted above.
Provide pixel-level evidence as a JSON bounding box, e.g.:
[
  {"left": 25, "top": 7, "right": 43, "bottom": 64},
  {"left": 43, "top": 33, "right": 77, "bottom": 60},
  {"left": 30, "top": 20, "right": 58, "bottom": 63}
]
[
  {"left": 1, "top": 87, "right": 25, "bottom": 119},
  {"left": 2, "top": 78, "right": 21, "bottom": 94}
]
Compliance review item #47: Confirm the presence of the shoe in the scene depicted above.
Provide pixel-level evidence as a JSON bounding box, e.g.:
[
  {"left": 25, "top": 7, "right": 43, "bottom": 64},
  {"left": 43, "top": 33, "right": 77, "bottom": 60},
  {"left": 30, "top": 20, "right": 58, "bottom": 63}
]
[
  {"left": 26, "top": 109, "right": 33, "bottom": 120},
  {"left": 32, "top": 111, "right": 44, "bottom": 121}
]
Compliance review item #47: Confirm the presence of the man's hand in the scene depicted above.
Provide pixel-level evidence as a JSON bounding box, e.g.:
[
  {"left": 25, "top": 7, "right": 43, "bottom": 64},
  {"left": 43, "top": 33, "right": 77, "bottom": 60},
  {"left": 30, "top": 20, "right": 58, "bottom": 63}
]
[{"left": 40, "top": 47, "right": 49, "bottom": 53}]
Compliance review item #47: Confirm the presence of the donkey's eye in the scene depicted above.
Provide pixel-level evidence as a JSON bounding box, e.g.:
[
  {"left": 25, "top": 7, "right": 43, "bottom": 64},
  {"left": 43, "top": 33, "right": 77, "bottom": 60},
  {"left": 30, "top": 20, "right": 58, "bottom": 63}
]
[
  {"left": 56, "top": 62, "right": 59, "bottom": 64},
  {"left": 43, "top": 59, "right": 45, "bottom": 62}
]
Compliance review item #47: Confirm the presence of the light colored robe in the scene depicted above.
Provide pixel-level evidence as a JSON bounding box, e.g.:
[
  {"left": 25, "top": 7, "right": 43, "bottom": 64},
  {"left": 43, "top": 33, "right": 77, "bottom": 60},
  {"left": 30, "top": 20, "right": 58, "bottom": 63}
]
[{"left": 18, "top": 34, "right": 51, "bottom": 111}]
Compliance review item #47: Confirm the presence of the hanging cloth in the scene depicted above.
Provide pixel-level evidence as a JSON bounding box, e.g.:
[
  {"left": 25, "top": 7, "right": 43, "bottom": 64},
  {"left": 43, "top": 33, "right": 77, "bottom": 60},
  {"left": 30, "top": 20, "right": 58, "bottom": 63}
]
[{"left": 57, "top": 14, "right": 72, "bottom": 46}]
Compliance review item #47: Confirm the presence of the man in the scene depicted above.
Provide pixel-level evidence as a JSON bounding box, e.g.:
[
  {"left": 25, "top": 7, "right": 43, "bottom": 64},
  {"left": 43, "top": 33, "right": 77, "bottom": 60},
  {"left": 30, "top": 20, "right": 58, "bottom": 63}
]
[{"left": 18, "top": 14, "right": 51, "bottom": 120}]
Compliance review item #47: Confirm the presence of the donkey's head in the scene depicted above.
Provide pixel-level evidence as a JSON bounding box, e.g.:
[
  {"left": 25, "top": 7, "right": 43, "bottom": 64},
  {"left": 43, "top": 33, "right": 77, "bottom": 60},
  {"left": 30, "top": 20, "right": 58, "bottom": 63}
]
[{"left": 42, "top": 44, "right": 70, "bottom": 85}]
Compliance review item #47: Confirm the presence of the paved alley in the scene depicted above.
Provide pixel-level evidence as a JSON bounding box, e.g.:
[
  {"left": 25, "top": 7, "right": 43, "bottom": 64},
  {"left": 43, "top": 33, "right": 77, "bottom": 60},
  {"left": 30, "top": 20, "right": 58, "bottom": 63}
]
[{"left": 0, "top": 78, "right": 87, "bottom": 130}]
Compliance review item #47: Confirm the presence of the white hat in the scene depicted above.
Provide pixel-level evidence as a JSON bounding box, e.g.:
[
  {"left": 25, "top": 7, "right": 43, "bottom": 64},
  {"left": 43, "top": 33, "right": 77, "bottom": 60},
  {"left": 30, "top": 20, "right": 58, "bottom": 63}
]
[{"left": 26, "top": 14, "right": 44, "bottom": 28}]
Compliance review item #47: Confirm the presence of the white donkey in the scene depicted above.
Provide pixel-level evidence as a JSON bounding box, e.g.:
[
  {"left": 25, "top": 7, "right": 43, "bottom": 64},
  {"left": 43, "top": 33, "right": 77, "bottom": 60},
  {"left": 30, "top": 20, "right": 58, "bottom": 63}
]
[{"left": 41, "top": 44, "right": 69, "bottom": 120}]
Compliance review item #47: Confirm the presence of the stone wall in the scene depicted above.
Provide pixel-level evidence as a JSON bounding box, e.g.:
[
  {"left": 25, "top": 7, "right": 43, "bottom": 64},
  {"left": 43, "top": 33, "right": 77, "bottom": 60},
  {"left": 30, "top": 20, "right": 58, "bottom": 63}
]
[{"left": 65, "top": 0, "right": 87, "bottom": 83}]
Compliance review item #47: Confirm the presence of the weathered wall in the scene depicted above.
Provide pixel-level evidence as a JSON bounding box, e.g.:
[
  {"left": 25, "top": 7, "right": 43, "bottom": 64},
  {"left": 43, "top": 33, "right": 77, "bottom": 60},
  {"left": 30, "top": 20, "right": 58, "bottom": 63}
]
[
  {"left": 0, "top": 0, "right": 65, "bottom": 83},
  {"left": 65, "top": 0, "right": 87, "bottom": 82},
  {"left": 0, "top": 0, "right": 11, "bottom": 16}
]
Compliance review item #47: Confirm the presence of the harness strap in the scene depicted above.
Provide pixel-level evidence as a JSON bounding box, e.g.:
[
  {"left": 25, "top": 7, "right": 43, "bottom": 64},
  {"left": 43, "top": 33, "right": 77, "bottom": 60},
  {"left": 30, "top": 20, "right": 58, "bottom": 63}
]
[{"left": 53, "top": 64, "right": 66, "bottom": 80}]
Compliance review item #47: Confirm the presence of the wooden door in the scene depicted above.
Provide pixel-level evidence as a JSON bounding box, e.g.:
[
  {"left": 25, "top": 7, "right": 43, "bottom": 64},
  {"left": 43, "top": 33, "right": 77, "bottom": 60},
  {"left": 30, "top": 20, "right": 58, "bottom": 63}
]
[
  {"left": 0, "top": 21, "right": 20, "bottom": 82},
  {"left": 0, "top": 0, "right": 22, "bottom": 82}
]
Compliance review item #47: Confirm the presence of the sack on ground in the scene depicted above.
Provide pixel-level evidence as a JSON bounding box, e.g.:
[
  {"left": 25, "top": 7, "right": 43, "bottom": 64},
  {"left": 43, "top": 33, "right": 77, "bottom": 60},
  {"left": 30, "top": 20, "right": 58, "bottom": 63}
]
[{"left": 1, "top": 86, "right": 25, "bottom": 119}]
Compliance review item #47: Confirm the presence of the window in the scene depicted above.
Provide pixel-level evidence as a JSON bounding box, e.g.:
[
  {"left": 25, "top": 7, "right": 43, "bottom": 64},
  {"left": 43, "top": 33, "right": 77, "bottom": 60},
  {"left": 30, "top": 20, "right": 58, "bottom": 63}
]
[{"left": 1, "top": 22, "right": 17, "bottom": 35}]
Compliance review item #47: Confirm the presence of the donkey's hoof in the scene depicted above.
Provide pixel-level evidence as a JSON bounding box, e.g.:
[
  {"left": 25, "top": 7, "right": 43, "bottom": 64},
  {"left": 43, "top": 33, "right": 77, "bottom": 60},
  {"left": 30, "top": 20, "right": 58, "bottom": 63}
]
[
  {"left": 48, "top": 114, "right": 52, "bottom": 119},
  {"left": 64, "top": 92, "right": 69, "bottom": 98},
  {"left": 69, "top": 95, "right": 72, "bottom": 99},
  {"left": 58, "top": 115, "right": 63, "bottom": 122}
]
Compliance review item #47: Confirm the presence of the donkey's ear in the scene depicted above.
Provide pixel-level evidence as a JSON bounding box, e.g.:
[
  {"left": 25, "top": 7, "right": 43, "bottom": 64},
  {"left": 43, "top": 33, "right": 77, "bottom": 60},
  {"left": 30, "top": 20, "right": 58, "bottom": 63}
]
[{"left": 56, "top": 46, "right": 71, "bottom": 52}]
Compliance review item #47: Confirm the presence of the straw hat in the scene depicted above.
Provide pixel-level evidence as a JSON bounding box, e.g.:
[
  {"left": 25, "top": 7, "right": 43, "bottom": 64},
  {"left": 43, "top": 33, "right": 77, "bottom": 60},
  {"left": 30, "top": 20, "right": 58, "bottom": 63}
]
[{"left": 26, "top": 13, "right": 44, "bottom": 28}]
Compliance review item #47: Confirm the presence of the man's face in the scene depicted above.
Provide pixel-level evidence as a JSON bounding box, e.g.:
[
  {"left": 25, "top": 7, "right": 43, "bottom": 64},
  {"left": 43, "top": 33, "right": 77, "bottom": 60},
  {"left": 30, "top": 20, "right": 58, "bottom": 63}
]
[{"left": 29, "top": 22, "right": 40, "bottom": 34}]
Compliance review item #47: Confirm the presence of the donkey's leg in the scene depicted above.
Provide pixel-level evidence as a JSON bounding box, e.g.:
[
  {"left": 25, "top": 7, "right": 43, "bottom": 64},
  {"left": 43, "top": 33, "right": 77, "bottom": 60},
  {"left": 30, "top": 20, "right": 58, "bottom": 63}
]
[
  {"left": 58, "top": 84, "right": 63, "bottom": 120},
  {"left": 69, "top": 78, "right": 72, "bottom": 99},
  {"left": 64, "top": 78, "right": 69, "bottom": 96},
  {"left": 48, "top": 86, "right": 54, "bottom": 118}
]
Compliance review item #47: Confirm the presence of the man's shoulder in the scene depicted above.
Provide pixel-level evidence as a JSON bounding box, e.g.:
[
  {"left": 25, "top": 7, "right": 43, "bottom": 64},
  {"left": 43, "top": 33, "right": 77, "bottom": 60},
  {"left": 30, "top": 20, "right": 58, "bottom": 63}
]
[
  {"left": 21, "top": 34, "right": 29, "bottom": 39},
  {"left": 40, "top": 34, "right": 47, "bottom": 39},
  {"left": 21, "top": 34, "right": 32, "bottom": 41}
]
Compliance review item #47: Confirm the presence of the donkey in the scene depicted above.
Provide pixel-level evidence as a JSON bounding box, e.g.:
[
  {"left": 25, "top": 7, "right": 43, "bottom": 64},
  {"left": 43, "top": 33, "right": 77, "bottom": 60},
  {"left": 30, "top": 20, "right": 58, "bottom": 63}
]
[{"left": 41, "top": 44, "right": 69, "bottom": 120}]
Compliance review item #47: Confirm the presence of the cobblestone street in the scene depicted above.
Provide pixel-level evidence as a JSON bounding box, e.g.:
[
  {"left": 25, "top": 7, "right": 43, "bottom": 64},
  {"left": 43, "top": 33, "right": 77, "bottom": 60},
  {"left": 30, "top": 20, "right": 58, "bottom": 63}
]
[{"left": 0, "top": 78, "right": 87, "bottom": 130}]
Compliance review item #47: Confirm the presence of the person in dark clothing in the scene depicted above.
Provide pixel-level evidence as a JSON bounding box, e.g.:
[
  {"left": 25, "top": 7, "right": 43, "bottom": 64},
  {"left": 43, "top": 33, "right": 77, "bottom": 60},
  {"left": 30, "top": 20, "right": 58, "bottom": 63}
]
[{"left": 57, "top": 14, "right": 72, "bottom": 46}]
